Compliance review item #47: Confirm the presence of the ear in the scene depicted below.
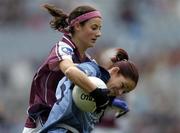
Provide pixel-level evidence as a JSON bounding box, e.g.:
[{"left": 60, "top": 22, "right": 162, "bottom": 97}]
[
  {"left": 109, "top": 67, "right": 120, "bottom": 75},
  {"left": 73, "top": 22, "right": 81, "bottom": 31}
]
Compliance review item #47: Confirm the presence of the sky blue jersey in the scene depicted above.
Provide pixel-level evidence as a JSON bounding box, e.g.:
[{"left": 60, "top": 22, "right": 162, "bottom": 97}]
[{"left": 39, "top": 62, "right": 110, "bottom": 133}]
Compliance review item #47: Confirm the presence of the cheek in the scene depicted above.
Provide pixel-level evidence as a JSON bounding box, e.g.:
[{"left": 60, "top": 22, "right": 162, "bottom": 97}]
[
  {"left": 84, "top": 30, "right": 94, "bottom": 38},
  {"left": 79, "top": 32, "right": 90, "bottom": 43},
  {"left": 111, "top": 80, "right": 119, "bottom": 88},
  {"left": 83, "top": 27, "right": 95, "bottom": 36},
  {"left": 114, "top": 78, "right": 121, "bottom": 87}
]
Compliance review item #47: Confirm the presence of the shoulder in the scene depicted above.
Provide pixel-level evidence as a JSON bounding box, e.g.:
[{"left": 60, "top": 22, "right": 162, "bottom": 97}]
[
  {"left": 77, "top": 62, "right": 100, "bottom": 77},
  {"left": 79, "top": 62, "right": 110, "bottom": 83},
  {"left": 57, "top": 41, "right": 74, "bottom": 55},
  {"left": 78, "top": 62, "right": 99, "bottom": 70},
  {"left": 58, "top": 41, "right": 74, "bottom": 50},
  {"left": 58, "top": 41, "right": 72, "bottom": 48}
]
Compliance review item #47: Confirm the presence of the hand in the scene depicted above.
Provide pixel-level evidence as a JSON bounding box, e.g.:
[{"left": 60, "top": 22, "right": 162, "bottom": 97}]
[
  {"left": 90, "top": 88, "right": 110, "bottom": 112},
  {"left": 111, "top": 98, "right": 129, "bottom": 118}
]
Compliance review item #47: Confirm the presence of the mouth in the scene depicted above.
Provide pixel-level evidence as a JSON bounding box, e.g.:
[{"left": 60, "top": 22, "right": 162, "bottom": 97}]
[{"left": 91, "top": 38, "right": 97, "bottom": 43}]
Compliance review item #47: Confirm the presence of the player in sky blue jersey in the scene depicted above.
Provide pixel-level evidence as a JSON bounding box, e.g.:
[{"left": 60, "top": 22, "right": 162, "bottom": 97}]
[{"left": 39, "top": 50, "right": 139, "bottom": 133}]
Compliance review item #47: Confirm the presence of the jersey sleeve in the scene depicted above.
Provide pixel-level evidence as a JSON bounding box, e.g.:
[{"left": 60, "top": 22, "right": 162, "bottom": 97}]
[
  {"left": 57, "top": 41, "right": 74, "bottom": 61},
  {"left": 48, "top": 41, "right": 74, "bottom": 71}
]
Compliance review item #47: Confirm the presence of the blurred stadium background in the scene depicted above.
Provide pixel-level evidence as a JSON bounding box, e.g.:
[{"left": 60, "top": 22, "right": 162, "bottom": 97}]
[{"left": 0, "top": 0, "right": 180, "bottom": 132}]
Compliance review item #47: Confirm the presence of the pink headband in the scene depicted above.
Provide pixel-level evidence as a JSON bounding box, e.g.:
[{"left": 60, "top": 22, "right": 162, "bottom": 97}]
[{"left": 70, "top": 11, "right": 102, "bottom": 27}]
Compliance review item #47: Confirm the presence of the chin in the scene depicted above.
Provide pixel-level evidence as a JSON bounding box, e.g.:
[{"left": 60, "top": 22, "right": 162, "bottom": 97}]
[
  {"left": 90, "top": 42, "right": 96, "bottom": 47},
  {"left": 87, "top": 44, "right": 95, "bottom": 48}
]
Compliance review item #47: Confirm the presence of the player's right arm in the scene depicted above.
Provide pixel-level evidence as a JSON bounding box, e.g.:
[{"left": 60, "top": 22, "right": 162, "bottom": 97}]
[
  {"left": 49, "top": 42, "right": 109, "bottom": 110},
  {"left": 59, "top": 59, "right": 97, "bottom": 93}
]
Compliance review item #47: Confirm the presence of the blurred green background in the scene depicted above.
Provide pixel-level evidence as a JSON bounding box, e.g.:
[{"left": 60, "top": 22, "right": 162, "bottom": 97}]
[{"left": 0, "top": 0, "right": 180, "bottom": 133}]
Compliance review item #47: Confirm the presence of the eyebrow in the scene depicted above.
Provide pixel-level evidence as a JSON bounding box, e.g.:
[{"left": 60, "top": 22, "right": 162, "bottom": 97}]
[{"left": 91, "top": 24, "right": 101, "bottom": 28}]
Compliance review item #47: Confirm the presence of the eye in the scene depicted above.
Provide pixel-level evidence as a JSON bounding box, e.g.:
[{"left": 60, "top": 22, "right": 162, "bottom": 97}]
[
  {"left": 91, "top": 26, "right": 98, "bottom": 31},
  {"left": 122, "top": 90, "right": 128, "bottom": 94},
  {"left": 92, "top": 27, "right": 97, "bottom": 30},
  {"left": 91, "top": 25, "right": 101, "bottom": 31}
]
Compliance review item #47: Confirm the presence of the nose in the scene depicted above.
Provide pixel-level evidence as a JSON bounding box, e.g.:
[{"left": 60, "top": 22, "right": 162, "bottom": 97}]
[{"left": 96, "top": 30, "right": 101, "bottom": 37}]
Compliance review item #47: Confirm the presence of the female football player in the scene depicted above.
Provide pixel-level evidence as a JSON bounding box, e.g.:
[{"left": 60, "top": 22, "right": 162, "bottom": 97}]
[{"left": 39, "top": 49, "right": 139, "bottom": 133}]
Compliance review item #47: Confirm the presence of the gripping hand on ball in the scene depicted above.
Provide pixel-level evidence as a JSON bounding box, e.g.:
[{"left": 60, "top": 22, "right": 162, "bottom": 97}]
[
  {"left": 90, "top": 88, "right": 110, "bottom": 112},
  {"left": 111, "top": 98, "right": 129, "bottom": 118}
]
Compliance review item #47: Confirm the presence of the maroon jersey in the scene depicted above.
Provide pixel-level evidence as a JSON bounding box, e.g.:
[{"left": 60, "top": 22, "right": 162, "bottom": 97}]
[{"left": 25, "top": 34, "right": 93, "bottom": 128}]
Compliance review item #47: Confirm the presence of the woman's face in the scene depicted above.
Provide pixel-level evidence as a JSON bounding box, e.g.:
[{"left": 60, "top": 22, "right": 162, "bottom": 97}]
[
  {"left": 107, "top": 68, "right": 136, "bottom": 96},
  {"left": 75, "top": 17, "right": 102, "bottom": 48}
]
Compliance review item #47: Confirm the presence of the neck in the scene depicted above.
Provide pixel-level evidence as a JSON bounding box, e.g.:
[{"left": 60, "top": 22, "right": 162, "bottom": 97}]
[{"left": 71, "top": 37, "right": 86, "bottom": 58}]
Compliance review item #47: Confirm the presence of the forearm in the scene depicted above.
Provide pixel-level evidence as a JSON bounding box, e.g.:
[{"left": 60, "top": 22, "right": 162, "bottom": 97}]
[
  {"left": 59, "top": 59, "right": 96, "bottom": 93},
  {"left": 65, "top": 66, "right": 96, "bottom": 92}
]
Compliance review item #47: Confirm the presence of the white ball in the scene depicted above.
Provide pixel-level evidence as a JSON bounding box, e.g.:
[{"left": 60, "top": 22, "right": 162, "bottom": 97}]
[{"left": 72, "top": 76, "right": 107, "bottom": 112}]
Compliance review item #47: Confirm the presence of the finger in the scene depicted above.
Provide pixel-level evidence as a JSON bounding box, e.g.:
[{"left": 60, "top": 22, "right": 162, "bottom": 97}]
[{"left": 115, "top": 110, "right": 128, "bottom": 118}]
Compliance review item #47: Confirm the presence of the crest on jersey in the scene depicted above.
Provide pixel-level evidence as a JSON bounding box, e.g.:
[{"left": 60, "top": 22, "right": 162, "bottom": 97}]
[{"left": 61, "top": 47, "right": 73, "bottom": 55}]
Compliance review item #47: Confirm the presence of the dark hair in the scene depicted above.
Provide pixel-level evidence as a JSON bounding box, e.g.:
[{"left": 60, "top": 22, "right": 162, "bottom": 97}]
[
  {"left": 111, "top": 48, "right": 129, "bottom": 63},
  {"left": 110, "top": 49, "right": 139, "bottom": 86},
  {"left": 42, "top": 3, "right": 96, "bottom": 34}
]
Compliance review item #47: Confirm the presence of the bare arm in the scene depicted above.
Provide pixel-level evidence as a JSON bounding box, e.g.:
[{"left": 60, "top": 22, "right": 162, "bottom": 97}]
[
  {"left": 59, "top": 59, "right": 97, "bottom": 93},
  {"left": 59, "top": 59, "right": 110, "bottom": 110}
]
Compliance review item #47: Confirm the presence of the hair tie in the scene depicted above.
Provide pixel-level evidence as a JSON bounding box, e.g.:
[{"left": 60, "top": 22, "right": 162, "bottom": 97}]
[
  {"left": 116, "top": 53, "right": 128, "bottom": 61},
  {"left": 58, "top": 17, "right": 70, "bottom": 34},
  {"left": 116, "top": 54, "right": 123, "bottom": 61},
  {"left": 58, "top": 28, "right": 70, "bottom": 34}
]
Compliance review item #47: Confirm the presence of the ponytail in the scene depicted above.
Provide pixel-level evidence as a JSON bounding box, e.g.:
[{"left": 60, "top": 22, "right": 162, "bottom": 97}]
[
  {"left": 111, "top": 48, "right": 129, "bottom": 63},
  {"left": 42, "top": 3, "right": 69, "bottom": 32}
]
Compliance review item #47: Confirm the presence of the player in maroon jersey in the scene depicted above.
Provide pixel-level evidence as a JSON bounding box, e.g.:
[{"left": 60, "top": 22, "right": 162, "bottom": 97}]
[
  {"left": 22, "top": 3, "right": 128, "bottom": 133},
  {"left": 22, "top": 3, "right": 131, "bottom": 132}
]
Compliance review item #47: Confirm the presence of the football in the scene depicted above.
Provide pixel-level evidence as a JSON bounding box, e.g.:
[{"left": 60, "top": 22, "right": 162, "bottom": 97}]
[{"left": 72, "top": 76, "right": 107, "bottom": 112}]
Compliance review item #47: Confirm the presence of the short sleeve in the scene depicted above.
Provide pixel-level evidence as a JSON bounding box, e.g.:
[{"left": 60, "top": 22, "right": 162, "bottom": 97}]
[
  {"left": 57, "top": 41, "right": 74, "bottom": 61},
  {"left": 48, "top": 41, "right": 74, "bottom": 71}
]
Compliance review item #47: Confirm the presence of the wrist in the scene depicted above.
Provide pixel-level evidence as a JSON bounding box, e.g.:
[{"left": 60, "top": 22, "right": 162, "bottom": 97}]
[
  {"left": 89, "top": 88, "right": 100, "bottom": 100},
  {"left": 90, "top": 88, "right": 110, "bottom": 102}
]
